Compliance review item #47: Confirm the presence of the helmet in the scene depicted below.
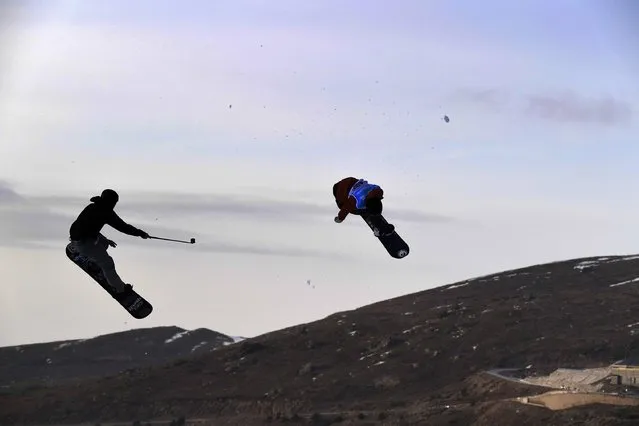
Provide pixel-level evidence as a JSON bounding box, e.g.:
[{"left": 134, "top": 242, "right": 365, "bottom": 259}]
[{"left": 91, "top": 189, "right": 119, "bottom": 209}]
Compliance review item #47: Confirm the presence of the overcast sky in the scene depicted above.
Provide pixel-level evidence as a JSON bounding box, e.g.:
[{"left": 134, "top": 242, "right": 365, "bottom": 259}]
[{"left": 1, "top": 0, "right": 638, "bottom": 347}]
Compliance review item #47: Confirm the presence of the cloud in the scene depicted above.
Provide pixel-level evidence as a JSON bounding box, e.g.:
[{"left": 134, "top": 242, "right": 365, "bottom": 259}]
[
  {"left": 449, "top": 87, "right": 511, "bottom": 112},
  {"left": 0, "top": 180, "right": 72, "bottom": 248},
  {"left": 0, "top": 181, "right": 23, "bottom": 204},
  {"left": 1, "top": 184, "right": 456, "bottom": 261},
  {"left": 450, "top": 87, "right": 633, "bottom": 126},
  {"left": 0, "top": 183, "right": 353, "bottom": 259},
  {"left": 4, "top": 183, "right": 455, "bottom": 260},
  {"left": 0, "top": 0, "right": 29, "bottom": 24},
  {"left": 525, "top": 92, "right": 632, "bottom": 125},
  {"left": 169, "top": 240, "right": 350, "bottom": 260},
  {"left": 33, "top": 190, "right": 457, "bottom": 225}
]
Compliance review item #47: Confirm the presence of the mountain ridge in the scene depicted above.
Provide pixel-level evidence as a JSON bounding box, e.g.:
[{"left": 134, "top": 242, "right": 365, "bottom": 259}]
[
  {"left": 0, "top": 325, "right": 245, "bottom": 389},
  {"left": 3, "top": 253, "right": 639, "bottom": 425}
]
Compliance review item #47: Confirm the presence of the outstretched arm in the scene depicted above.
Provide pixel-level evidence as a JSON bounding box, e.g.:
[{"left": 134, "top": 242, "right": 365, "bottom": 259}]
[
  {"left": 334, "top": 197, "right": 355, "bottom": 223},
  {"left": 336, "top": 208, "right": 349, "bottom": 222},
  {"left": 107, "top": 211, "right": 149, "bottom": 238}
]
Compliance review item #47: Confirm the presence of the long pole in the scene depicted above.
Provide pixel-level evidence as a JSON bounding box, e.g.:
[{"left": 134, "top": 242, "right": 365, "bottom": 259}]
[{"left": 149, "top": 236, "right": 196, "bottom": 244}]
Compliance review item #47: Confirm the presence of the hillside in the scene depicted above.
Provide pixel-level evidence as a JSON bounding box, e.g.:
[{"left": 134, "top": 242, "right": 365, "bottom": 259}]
[
  {"left": 4, "top": 254, "right": 639, "bottom": 425},
  {"left": 0, "top": 326, "right": 242, "bottom": 389}
]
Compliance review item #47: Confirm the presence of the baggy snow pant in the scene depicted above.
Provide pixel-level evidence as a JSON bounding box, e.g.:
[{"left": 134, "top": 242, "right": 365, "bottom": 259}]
[{"left": 69, "top": 234, "right": 127, "bottom": 292}]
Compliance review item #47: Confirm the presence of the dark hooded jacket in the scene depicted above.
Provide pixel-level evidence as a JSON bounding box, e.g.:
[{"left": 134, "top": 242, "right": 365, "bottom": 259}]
[{"left": 69, "top": 193, "right": 146, "bottom": 241}]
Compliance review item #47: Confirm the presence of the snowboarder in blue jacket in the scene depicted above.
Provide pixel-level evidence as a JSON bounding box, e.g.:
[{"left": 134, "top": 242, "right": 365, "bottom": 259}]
[{"left": 332, "top": 177, "right": 394, "bottom": 235}]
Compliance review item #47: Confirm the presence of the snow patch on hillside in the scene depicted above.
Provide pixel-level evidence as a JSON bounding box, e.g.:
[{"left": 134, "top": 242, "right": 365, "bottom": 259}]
[
  {"left": 574, "top": 260, "right": 601, "bottom": 271},
  {"left": 442, "top": 271, "right": 535, "bottom": 292},
  {"left": 54, "top": 339, "right": 87, "bottom": 350},
  {"left": 574, "top": 255, "right": 639, "bottom": 272},
  {"left": 444, "top": 282, "right": 469, "bottom": 291},
  {"left": 610, "top": 277, "right": 639, "bottom": 288},
  {"left": 223, "top": 336, "right": 246, "bottom": 346},
  {"left": 165, "top": 330, "right": 190, "bottom": 344},
  {"left": 191, "top": 341, "right": 207, "bottom": 352}
]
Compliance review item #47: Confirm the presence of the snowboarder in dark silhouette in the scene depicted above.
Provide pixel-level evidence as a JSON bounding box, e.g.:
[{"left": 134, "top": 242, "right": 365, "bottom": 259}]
[{"left": 68, "top": 189, "right": 149, "bottom": 294}]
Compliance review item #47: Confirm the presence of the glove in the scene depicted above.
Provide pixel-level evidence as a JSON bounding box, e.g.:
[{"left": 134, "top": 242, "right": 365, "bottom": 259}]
[
  {"left": 138, "top": 230, "right": 149, "bottom": 239},
  {"left": 334, "top": 216, "right": 343, "bottom": 223}
]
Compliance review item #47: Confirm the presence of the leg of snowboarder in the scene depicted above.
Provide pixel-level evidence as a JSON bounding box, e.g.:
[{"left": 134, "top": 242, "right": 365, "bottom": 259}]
[
  {"left": 364, "top": 197, "right": 395, "bottom": 236},
  {"left": 68, "top": 189, "right": 149, "bottom": 295},
  {"left": 332, "top": 177, "right": 395, "bottom": 236},
  {"left": 69, "top": 234, "right": 130, "bottom": 293}
]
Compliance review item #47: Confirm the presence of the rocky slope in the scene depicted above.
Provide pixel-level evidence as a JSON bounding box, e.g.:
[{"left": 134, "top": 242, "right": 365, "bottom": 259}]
[
  {"left": 0, "top": 326, "right": 241, "bottom": 388},
  {"left": 3, "top": 254, "right": 639, "bottom": 425}
]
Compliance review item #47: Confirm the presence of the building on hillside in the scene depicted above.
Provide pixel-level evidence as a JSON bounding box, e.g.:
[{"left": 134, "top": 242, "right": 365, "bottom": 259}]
[{"left": 610, "top": 359, "right": 639, "bottom": 386}]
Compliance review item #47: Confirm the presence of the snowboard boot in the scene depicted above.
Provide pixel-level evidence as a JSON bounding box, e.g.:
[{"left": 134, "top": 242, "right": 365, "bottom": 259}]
[
  {"left": 373, "top": 224, "right": 395, "bottom": 237},
  {"left": 112, "top": 283, "right": 133, "bottom": 297}
]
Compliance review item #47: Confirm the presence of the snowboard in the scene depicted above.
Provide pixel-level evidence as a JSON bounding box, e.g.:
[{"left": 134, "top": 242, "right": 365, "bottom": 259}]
[
  {"left": 360, "top": 212, "right": 410, "bottom": 259},
  {"left": 65, "top": 243, "right": 153, "bottom": 319}
]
